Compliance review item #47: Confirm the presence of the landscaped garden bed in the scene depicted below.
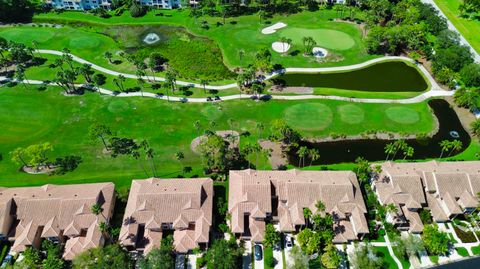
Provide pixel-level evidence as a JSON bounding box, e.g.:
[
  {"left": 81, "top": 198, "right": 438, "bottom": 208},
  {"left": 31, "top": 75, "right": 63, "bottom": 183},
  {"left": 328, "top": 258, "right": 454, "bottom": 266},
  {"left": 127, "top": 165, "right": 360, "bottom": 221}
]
[{"left": 454, "top": 225, "right": 477, "bottom": 243}]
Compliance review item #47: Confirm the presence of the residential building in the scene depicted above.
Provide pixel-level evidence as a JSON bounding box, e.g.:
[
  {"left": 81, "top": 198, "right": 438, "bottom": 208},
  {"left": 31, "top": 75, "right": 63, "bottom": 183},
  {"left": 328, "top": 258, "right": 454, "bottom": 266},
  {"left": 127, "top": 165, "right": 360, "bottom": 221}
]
[
  {"left": 44, "top": 0, "right": 181, "bottom": 10},
  {"left": 0, "top": 183, "right": 115, "bottom": 260},
  {"left": 119, "top": 178, "right": 213, "bottom": 254},
  {"left": 45, "top": 0, "right": 112, "bottom": 10},
  {"left": 373, "top": 161, "right": 480, "bottom": 232},
  {"left": 228, "top": 169, "right": 369, "bottom": 243}
]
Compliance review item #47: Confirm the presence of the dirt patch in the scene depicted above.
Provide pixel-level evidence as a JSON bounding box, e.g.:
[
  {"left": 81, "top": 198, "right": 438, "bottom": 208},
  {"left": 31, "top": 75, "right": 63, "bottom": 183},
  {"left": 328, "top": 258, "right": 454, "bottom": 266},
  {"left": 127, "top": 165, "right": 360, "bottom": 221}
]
[
  {"left": 259, "top": 139, "right": 288, "bottom": 169},
  {"left": 190, "top": 130, "right": 239, "bottom": 154},
  {"left": 22, "top": 165, "right": 56, "bottom": 174},
  {"left": 269, "top": 85, "right": 313, "bottom": 94}
]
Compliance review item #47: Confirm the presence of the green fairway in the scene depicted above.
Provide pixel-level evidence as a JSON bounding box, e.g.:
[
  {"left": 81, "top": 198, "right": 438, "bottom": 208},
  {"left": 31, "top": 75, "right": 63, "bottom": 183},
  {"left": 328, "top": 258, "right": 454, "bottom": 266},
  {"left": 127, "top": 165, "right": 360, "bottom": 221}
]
[
  {"left": 434, "top": 0, "right": 480, "bottom": 54},
  {"left": 30, "top": 9, "right": 378, "bottom": 70},
  {"left": 279, "top": 27, "right": 356, "bottom": 50},
  {"left": 0, "top": 85, "right": 435, "bottom": 188}
]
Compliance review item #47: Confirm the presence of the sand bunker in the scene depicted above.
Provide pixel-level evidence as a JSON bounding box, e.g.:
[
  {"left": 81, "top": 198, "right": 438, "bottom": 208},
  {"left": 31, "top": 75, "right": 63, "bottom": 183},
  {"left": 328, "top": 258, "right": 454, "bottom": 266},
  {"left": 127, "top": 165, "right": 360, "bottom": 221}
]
[
  {"left": 272, "top": 42, "right": 291, "bottom": 53},
  {"left": 261, "top": 22, "right": 287, "bottom": 34},
  {"left": 190, "top": 130, "right": 240, "bottom": 153},
  {"left": 312, "top": 47, "right": 328, "bottom": 58}
]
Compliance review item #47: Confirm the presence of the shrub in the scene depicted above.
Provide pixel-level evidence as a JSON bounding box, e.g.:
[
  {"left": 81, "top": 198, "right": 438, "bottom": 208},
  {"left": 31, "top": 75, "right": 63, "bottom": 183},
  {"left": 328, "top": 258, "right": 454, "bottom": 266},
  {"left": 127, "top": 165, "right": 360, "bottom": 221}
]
[
  {"left": 196, "top": 256, "right": 206, "bottom": 268},
  {"left": 460, "top": 63, "right": 480, "bottom": 88},
  {"left": 129, "top": 3, "right": 146, "bottom": 18},
  {"left": 419, "top": 209, "right": 433, "bottom": 225}
]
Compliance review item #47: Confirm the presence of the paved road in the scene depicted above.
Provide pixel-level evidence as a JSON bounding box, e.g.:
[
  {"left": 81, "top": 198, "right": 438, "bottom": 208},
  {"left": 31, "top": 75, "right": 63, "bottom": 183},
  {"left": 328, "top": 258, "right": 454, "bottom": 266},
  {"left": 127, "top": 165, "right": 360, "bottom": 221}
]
[
  {"left": 243, "top": 241, "right": 253, "bottom": 269},
  {"left": 421, "top": 0, "right": 480, "bottom": 62},
  {"left": 35, "top": 50, "right": 442, "bottom": 91},
  {"left": 0, "top": 76, "right": 454, "bottom": 104}
]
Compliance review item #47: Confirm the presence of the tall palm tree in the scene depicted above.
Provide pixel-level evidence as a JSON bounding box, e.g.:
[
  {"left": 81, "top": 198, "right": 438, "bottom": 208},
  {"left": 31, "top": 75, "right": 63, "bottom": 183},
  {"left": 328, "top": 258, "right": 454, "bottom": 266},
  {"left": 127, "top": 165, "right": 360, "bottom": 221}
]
[
  {"left": 137, "top": 77, "right": 145, "bottom": 97},
  {"left": 403, "top": 146, "right": 414, "bottom": 160},
  {"left": 297, "top": 146, "right": 308, "bottom": 167},
  {"left": 256, "top": 122, "right": 265, "bottom": 140},
  {"left": 384, "top": 143, "right": 396, "bottom": 161},
  {"left": 132, "top": 151, "right": 149, "bottom": 178},
  {"left": 91, "top": 203, "right": 103, "bottom": 216},
  {"left": 303, "top": 207, "right": 312, "bottom": 227},
  {"left": 439, "top": 140, "right": 452, "bottom": 158},
  {"left": 385, "top": 204, "right": 397, "bottom": 220},
  {"left": 15, "top": 65, "right": 28, "bottom": 90},
  {"left": 315, "top": 200, "right": 326, "bottom": 213},
  {"left": 308, "top": 148, "right": 320, "bottom": 166},
  {"left": 104, "top": 51, "right": 113, "bottom": 63},
  {"left": 200, "top": 79, "right": 208, "bottom": 94},
  {"left": 175, "top": 151, "right": 185, "bottom": 175},
  {"left": 448, "top": 140, "right": 463, "bottom": 157}
]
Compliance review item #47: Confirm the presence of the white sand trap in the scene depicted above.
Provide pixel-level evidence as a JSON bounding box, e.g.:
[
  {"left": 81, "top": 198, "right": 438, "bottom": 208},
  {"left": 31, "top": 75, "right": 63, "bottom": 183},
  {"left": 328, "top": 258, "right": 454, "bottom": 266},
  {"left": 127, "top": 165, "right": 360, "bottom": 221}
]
[
  {"left": 261, "top": 22, "right": 287, "bottom": 34},
  {"left": 272, "top": 42, "right": 291, "bottom": 53},
  {"left": 312, "top": 47, "right": 328, "bottom": 58}
]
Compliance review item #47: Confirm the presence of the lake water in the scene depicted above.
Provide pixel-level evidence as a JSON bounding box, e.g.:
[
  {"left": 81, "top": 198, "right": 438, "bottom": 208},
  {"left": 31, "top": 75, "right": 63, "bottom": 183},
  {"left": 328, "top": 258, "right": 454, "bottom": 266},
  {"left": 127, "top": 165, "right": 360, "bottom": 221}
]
[{"left": 273, "top": 61, "right": 428, "bottom": 92}]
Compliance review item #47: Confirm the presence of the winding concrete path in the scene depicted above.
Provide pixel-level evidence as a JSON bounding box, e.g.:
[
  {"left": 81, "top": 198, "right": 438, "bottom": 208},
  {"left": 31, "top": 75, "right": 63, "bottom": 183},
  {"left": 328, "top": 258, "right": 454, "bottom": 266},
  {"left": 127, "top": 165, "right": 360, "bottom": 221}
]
[
  {"left": 0, "top": 76, "right": 454, "bottom": 104},
  {"left": 36, "top": 50, "right": 441, "bottom": 91}
]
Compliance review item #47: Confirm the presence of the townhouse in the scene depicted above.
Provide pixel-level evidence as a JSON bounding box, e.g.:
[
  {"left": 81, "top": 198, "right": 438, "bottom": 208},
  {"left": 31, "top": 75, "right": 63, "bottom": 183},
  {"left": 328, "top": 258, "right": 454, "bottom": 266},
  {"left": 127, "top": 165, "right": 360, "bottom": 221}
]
[
  {"left": 119, "top": 178, "right": 213, "bottom": 253},
  {"left": 0, "top": 183, "right": 115, "bottom": 260},
  {"left": 228, "top": 169, "right": 369, "bottom": 243},
  {"left": 373, "top": 161, "right": 480, "bottom": 232}
]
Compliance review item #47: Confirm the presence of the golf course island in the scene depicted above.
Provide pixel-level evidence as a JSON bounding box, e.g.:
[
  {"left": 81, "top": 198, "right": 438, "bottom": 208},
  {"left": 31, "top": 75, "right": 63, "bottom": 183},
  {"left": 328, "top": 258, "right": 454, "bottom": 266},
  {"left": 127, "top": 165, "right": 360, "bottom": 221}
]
[{"left": 1, "top": 0, "right": 480, "bottom": 267}]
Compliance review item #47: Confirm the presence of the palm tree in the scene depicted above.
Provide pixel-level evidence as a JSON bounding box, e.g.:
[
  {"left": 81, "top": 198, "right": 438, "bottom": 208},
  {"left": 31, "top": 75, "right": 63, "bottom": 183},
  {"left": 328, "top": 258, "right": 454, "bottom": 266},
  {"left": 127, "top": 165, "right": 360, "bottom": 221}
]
[
  {"left": 114, "top": 74, "right": 126, "bottom": 92},
  {"left": 448, "top": 140, "right": 463, "bottom": 157},
  {"left": 471, "top": 120, "right": 480, "bottom": 138},
  {"left": 175, "top": 151, "right": 185, "bottom": 175},
  {"left": 403, "top": 146, "right": 414, "bottom": 160},
  {"left": 132, "top": 151, "right": 149, "bottom": 178},
  {"left": 166, "top": 67, "right": 178, "bottom": 93},
  {"left": 194, "top": 120, "right": 201, "bottom": 138},
  {"left": 99, "top": 221, "right": 109, "bottom": 239},
  {"left": 303, "top": 207, "right": 312, "bottom": 227},
  {"left": 200, "top": 79, "right": 208, "bottom": 94},
  {"left": 439, "top": 140, "right": 453, "bottom": 158},
  {"left": 392, "top": 140, "right": 407, "bottom": 160},
  {"left": 385, "top": 204, "right": 397, "bottom": 219},
  {"left": 137, "top": 77, "right": 145, "bottom": 97},
  {"left": 15, "top": 65, "right": 28, "bottom": 90},
  {"left": 297, "top": 146, "right": 308, "bottom": 167},
  {"left": 384, "top": 143, "right": 396, "bottom": 161},
  {"left": 315, "top": 200, "right": 326, "bottom": 213},
  {"left": 91, "top": 203, "right": 103, "bottom": 216},
  {"left": 146, "top": 148, "right": 157, "bottom": 177},
  {"left": 308, "top": 148, "right": 320, "bottom": 166},
  {"left": 104, "top": 51, "right": 113, "bottom": 63},
  {"left": 78, "top": 63, "right": 94, "bottom": 84}
]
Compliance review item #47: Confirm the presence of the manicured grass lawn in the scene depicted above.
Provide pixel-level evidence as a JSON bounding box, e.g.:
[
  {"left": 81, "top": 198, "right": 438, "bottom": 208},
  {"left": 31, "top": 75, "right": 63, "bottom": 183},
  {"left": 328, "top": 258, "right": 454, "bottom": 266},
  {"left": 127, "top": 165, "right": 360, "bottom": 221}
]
[
  {"left": 33, "top": 9, "right": 378, "bottom": 69},
  {"left": 433, "top": 0, "right": 480, "bottom": 54},
  {"left": 264, "top": 247, "right": 274, "bottom": 269},
  {"left": 429, "top": 255, "right": 439, "bottom": 264},
  {"left": 374, "top": 247, "right": 399, "bottom": 269},
  {"left": 0, "top": 85, "right": 435, "bottom": 188},
  {"left": 471, "top": 245, "right": 480, "bottom": 255},
  {"left": 456, "top": 247, "right": 470, "bottom": 257}
]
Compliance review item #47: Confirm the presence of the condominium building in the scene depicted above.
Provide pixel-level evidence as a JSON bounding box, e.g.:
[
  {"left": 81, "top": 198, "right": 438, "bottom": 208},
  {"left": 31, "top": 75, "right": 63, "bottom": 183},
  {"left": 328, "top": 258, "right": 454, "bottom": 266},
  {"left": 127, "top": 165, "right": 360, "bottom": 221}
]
[
  {"left": 119, "top": 178, "right": 213, "bottom": 253},
  {"left": 0, "top": 183, "right": 115, "bottom": 260},
  {"left": 373, "top": 161, "right": 480, "bottom": 232},
  {"left": 44, "top": 0, "right": 180, "bottom": 10},
  {"left": 228, "top": 169, "right": 369, "bottom": 243}
]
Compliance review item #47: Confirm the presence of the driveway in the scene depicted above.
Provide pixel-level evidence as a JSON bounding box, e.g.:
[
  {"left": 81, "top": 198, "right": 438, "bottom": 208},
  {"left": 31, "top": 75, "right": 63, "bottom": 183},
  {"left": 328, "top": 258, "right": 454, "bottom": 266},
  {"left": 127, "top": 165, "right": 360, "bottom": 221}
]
[
  {"left": 243, "top": 240, "right": 253, "bottom": 269},
  {"left": 175, "top": 254, "right": 186, "bottom": 269},
  {"left": 273, "top": 243, "right": 284, "bottom": 269}
]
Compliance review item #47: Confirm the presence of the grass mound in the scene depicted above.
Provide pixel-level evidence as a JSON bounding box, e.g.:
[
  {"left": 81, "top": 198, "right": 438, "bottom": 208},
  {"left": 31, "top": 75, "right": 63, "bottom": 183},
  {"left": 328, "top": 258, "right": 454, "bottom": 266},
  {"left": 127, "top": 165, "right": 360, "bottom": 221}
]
[
  {"left": 284, "top": 103, "right": 333, "bottom": 131},
  {"left": 337, "top": 104, "right": 364, "bottom": 124},
  {"left": 385, "top": 106, "right": 420, "bottom": 124}
]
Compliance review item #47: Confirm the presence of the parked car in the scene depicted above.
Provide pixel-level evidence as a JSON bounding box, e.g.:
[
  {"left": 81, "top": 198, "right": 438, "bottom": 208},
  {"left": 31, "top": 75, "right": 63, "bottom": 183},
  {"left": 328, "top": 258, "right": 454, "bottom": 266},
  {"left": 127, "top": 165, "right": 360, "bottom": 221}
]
[
  {"left": 206, "top": 96, "right": 213, "bottom": 101},
  {"left": 214, "top": 95, "right": 221, "bottom": 101},
  {"left": 180, "top": 97, "right": 188, "bottom": 103},
  {"left": 285, "top": 235, "right": 293, "bottom": 249},
  {"left": 254, "top": 244, "right": 263, "bottom": 261}
]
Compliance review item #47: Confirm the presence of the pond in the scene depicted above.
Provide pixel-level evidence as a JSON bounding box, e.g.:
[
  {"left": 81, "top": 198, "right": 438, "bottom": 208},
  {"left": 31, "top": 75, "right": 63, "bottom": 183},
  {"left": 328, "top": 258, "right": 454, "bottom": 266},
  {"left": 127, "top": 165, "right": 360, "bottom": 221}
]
[
  {"left": 273, "top": 61, "right": 428, "bottom": 92},
  {"left": 288, "top": 99, "right": 471, "bottom": 165}
]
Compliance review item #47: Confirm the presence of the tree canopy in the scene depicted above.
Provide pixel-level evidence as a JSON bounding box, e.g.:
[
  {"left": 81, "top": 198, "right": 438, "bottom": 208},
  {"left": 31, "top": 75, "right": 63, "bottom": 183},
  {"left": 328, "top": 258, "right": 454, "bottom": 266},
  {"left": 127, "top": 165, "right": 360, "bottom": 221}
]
[
  {"left": 421, "top": 224, "right": 451, "bottom": 255},
  {"left": 72, "top": 244, "right": 134, "bottom": 269}
]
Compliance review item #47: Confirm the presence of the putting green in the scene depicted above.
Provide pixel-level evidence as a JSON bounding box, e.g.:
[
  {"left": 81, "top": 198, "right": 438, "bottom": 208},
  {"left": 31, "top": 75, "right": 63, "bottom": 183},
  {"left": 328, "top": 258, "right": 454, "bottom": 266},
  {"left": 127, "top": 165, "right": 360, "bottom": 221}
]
[
  {"left": 108, "top": 100, "right": 131, "bottom": 113},
  {"left": 279, "top": 28, "right": 355, "bottom": 51},
  {"left": 284, "top": 103, "right": 333, "bottom": 131},
  {"left": 0, "top": 28, "right": 55, "bottom": 43},
  {"left": 385, "top": 106, "right": 420, "bottom": 124},
  {"left": 338, "top": 104, "right": 365, "bottom": 124},
  {"left": 69, "top": 36, "right": 101, "bottom": 49},
  {"left": 201, "top": 105, "right": 224, "bottom": 120}
]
